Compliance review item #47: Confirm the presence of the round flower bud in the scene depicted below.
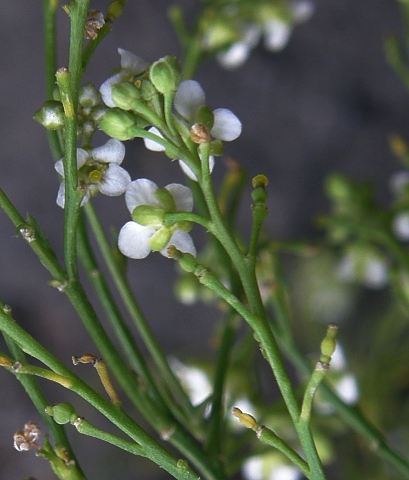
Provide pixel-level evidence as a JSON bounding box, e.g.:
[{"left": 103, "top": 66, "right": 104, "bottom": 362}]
[
  {"left": 111, "top": 82, "right": 142, "bottom": 111},
  {"left": 150, "top": 56, "right": 181, "bottom": 94},
  {"left": 79, "top": 83, "right": 101, "bottom": 107},
  {"left": 33, "top": 100, "right": 65, "bottom": 130},
  {"left": 46, "top": 402, "right": 76, "bottom": 425},
  {"left": 98, "top": 108, "right": 138, "bottom": 140}
]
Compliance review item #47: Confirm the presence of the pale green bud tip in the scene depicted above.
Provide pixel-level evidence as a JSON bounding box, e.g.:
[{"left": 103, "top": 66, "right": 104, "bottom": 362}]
[
  {"left": 112, "top": 82, "right": 141, "bottom": 111},
  {"left": 252, "top": 174, "right": 269, "bottom": 188},
  {"left": 148, "top": 226, "right": 173, "bottom": 251},
  {"left": 132, "top": 205, "right": 165, "bottom": 226},
  {"left": 98, "top": 108, "right": 137, "bottom": 140},
  {"left": 325, "top": 174, "right": 352, "bottom": 201},
  {"left": 149, "top": 56, "right": 181, "bottom": 94},
  {"left": 33, "top": 100, "right": 64, "bottom": 129},
  {"left": 232, "top": 407, "right": 258, "bottom": 430},
  {"left": 320, "top": 324, "right": 338, "bottom": 358},
  {"left": 46, "top": 402, "right": 76, "bottom": 425}
]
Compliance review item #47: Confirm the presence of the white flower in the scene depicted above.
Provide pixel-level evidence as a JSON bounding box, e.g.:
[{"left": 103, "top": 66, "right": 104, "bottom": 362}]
[
  {"left": 118, "top": 178, "right": 196, "bottom": 259},
  {"left": 55, "top": 139, "right": 130, "bottom": 208},
  {"left": 100, "top": 48, "right": 148, "bottom": 107},
  {"left": 393, "top": 211, "right": 409, "bottom": 240},
  {"left": 143, "top": 80, "right": 242, "bottom": 180},
  {"left": 242, "top": 454, "right": 301, "bottom": 480},
  {"left": 170, "top": 358, "right": 212, "bottom": 406},
  {"left": 334, "top": 373, "right": 359, "bottom": 405},
  {"left": 216, "top": 25, "right": 260, "bottom": 69}
]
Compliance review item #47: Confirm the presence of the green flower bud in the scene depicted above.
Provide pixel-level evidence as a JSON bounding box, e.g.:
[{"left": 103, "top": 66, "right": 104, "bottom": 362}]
[
  {"left": 46, "top": 402, "right": 76, "bottom": 425},
  {"left": 132, "top": 205, "right": 165, "bottom": 226},
  {"left": 98, "top": 108, "right": 138, "bottom": 140},
  {"left": 111, "top": 82, "right": 142, "bottom": 111},
  {"left": 150, "top": 56, "right": 181, "bottom": 95},
  {"left": 79, "top": 83, "right": 100, "bottom": 107},
  {"left": 148, "top": 226, "right": 173, "bottom": 251},
  {"left": 177, "top": 252, "right": 198, "bottom": 273},
  {"left": 33, "top": 100, "right": 64, "bottom": 130}
]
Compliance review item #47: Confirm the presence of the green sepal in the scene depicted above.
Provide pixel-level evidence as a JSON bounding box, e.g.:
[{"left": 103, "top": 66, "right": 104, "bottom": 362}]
[
  {"left": 33, "top": 100, "right": 65, "bottom": 130},
  {"left": 111, "top": 82, "right": 142, "bottom": 111},
  {"left": 148, "top": 226, "right": 173, "bottom": 251},
  {"left": 195, "top": 105, "right": 214, "bottom": 130},
  {"left": 155, "top": 187, "right": 176, "bottom": 211},
  {"left": 132, "top": 205, "right": 165, "bottom": 226},
  {"left": 98, "top": 108, "right": 138, "bottom": 140}
]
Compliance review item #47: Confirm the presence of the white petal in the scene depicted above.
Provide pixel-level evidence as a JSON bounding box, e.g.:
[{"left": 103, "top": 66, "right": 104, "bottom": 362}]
[
  {"left": 330, "top": 344, "right": 347, "bottom": 371},
  {"left": 264, "top": 20, "right": 292, "bottom": 51},
  {"left": 291, "top": 0, "right": 315, "bottom": 23},
  {"left": 174, "top": 80, "right": 205, "bottom": 121},
  {"left": 179, "top": 160, "right": 199, "bottom": 181},
  {"left": 270, "top": 465, "right": 301, "bottom": 480},
  {"left": 165, "top": 184, "right": 194, "bottom": 212},
  {"left": 100, "top": 73, "right": 123, "bottom": 107},
  {"left": 118, "top": 48, "right": 148, "bottom": 73},
  {"left": 55, "top": 159, "right": 65, "bottom": 176},
  {"left": 77, "top": 148, "right": 90, "bottom": 168},
  {"left": 56, "top": 182, "right": 65, "bottom": 208},
  {"left": 334, "top": 374, "right": 359, "bottom": 405},
  {"left": 99, "top": 164, "right": 131, "bottom": 196},
  {"left": 211, "top": 109, "right": 242, "bottom": 141},
  {"left": 217, "top": 42, "right": 252, "bottom": 69},
  {"left": 143, "top": 127, "right": 166, "bottom": 152},
  {"left": 393, "top": 212, "right": 409, "bottom": 240},
  {"left": 92, "top": 139, "right": 125, "bottom": 165},
  {"left": 118, "top": 221, "right": 156, "bottom": 259},
  {"left": 390, "top": 171, "right": 409, "bottom": 196},
  {"left": 179, "top": 156, "right": 215, "bottom": 181},
  {"left": 161, "top": 230, "right": 196, "bottom": 257},
  {"left": 242, "top": 457, "right": 264, "bottom": 480},
  {"left": 125, "top": 178, "right": 160, "bottom": 213}
]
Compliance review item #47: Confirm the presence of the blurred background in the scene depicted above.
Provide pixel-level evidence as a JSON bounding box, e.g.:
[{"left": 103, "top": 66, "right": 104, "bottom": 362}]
[{"left": 1, "top": 1, "right": 408, "bottom": 478}]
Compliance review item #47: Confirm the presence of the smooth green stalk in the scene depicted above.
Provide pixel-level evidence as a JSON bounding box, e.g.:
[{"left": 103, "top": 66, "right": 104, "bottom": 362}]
[
  {"left": 73, "top": 417, "right": 144, "bottom": 456},
  {"left": 43, "top": 0, "right": 63, "bottom": 160},
  {"left": 76, "top": 216, "right": 169, "bottom": 412},
  {"left": 1, "top": 303, "right": 84, "bottom": 477},
  {"left": 83, "top": 202, "right": 196, "bottom": 421},
  {"left": 197, "top": 145, "right": 325, "bottom": 478},
  {"left": 205, "top": 312, "right": 238, "bottom": 456},
  {"left": 0, "top": 309, "right": 200, "bottom": 480}
]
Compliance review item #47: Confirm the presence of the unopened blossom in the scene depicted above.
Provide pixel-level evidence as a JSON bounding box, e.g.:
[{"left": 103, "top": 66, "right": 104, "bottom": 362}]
[
  {"left": 118, "top": 178, "right": 196, "bottom": 259},
  {"left": 55, "top": 139, "right": 130, "bottom": 208},
  {"left": 100, "top": 48, "right": 148, "bottom": 107},
  {"left": 144, "top": 80, "right": 242, "bottom": 180}
]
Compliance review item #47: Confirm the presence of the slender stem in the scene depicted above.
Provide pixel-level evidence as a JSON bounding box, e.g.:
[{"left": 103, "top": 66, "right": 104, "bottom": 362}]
[
  {"left": 83, "top": 202, "right": 196, "bottom": 420},
  {"left": 0, "top": 309, "right": 200, "bottom": 480},
  {"left": 205, "top": 312, "right": 238, "bottom": 456}
]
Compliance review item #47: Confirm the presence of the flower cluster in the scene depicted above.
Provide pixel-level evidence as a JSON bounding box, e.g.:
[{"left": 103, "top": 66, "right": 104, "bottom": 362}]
[
  {"left": 144, "top": 79, "right": 242, "bottom": 180},
  {"left": 201, "top": 0, "right": 315, "bottom": 69}
]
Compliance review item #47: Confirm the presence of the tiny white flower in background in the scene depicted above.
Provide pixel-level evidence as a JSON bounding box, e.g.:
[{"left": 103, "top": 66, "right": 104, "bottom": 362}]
[
  {"left": 170, "top": 358, "right": 212, "bottom": 406},
  {"left": 55, "top": 139, "right": 130, "bottom": 208},
  {"left": 334, "top": 373, "right": 359, "bottom": 405},
  {"left": 330, "top": 343, "right": 347, "bottom": 371},
  {"left": 242, "top": 455, "right": 301, "bottom": 480},
  {"left": 393, "top": 211, "right": 409, "bottom": 240},
  {"left": 336, "top": 249, "right": 388, "bottom": 289},
  {"left": 216, "top": 25, "right": 260, "bottom": 69},
  {"left": 389, "top": 170, "right": 409, "bottom": 197},
  {"left": 263, "top": 19, "right": 292, "bottom": 51},
  {"left": 118, "top": 178, "right": 196, "bottom": 259},
  {"left": 100, "top": 48, "right": 148, "bottom": 107},
  {"left": 144, "top": 80, "right": 241, "bottom": 181}
]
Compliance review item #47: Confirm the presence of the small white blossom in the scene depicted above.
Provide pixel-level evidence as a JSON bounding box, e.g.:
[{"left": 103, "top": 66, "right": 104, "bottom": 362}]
[
  {"left": 100, "top": 48, "right": 148, "bottom": 107},
  {"left": 393, "top": 211, "right": 409, "bottom": 240},
  {"left": 118, "top": 178, "right": 196, "bottom": 259},
  {"left": 144, "top": 80, "right": 241, "bottom": 180},
  {"left": 334, "top": 373, "right": 359, "bottom": 405},
  {"left": 242, "top": 454, "right": 301, "bottom": 480},
  {"left": 55, "top": 139, "right": 130, "bottom": 208},
  {"left": 170, "top": 358, "right": 212, "bottom": 406}
]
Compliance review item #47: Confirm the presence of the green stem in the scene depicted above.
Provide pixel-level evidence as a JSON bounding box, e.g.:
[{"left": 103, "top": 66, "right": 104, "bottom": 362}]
[
  {"left": 76, "top": 215, "right": 169, "bottom": 412},
  {"left": 43, "top": 0, "right": 63, "bottom": 160},
  {"left": 205, "top": 312, "right": 238, "bottom": 456},
  {"left": 0, "top": 309, "right": 200, "bottom": 480},
  {"left": 83, "top": 202, "right": 196, "bottom": 421},
  {"left": 197, "top": 145, "right": 325, "bottom": 478}
]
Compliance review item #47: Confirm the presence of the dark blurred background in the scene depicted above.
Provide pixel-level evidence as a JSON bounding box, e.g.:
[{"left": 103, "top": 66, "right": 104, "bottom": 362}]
[{"left": 1, "top": 1, "right": 408, "bottom": 478}]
